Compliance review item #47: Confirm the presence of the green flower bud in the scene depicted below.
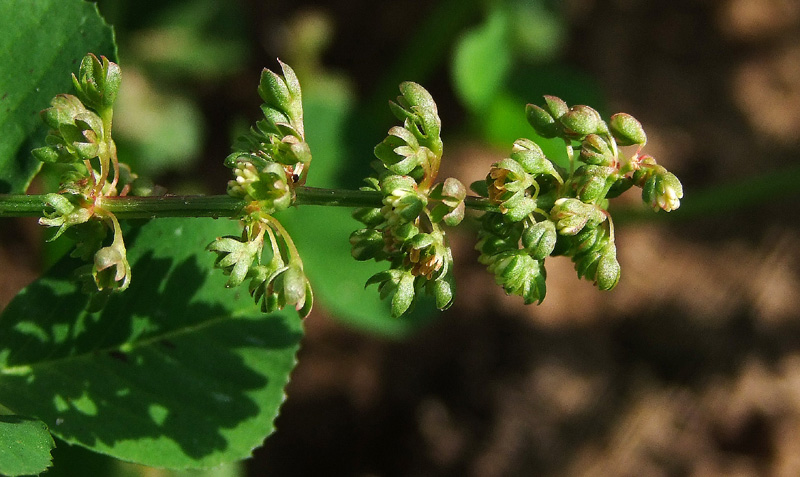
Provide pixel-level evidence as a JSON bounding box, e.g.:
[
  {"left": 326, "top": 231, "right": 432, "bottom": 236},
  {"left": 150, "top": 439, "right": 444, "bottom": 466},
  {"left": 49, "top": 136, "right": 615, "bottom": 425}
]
[
  {"left": 595, "top": 243, "right": 620, "bottom": 290},
  {"left": 207, "top": 235, "right": 262, "bottom": 288},
  {"left": 522, "top": 220, "right": 557, "bottom": 260},
  {"left": 525, "top": 103, "right": 559, "bottom": 138},
  {"left": 352, "top": 207, "right": 385, "bottom": 227},
  {"left": 374, "top": 126, "right": 432, "bottom": 175},
  {"left": 71, "top": 54, "right": 121, "bottom": 110},
  {"left": 430, "top": 277, "right": 454, "bottom": 311},
  {"left": 39, "top": 193, "right": 93, "bottom": 240},
  {"left": 349, "top": 229, "right": 385, "bottom": 261},
  {"left": 609, "top": 113, "right": 646, "bottom": 146},
  {"left": 559, "top": 105, "right": 602, "bottom": 139},
  {"left": 31, "top": 145, "right": 64, "bottom": 164},
  {"left": 366, "top": 269, "right": 418, "bottom": 318},
  {"left": 640, "top": 165, "right": 683, "bottom": 212},
  {"left": 41, "top": 94, "right": 87, "bottom": 130},
  {"left": 570, "top": 225, "right": 605, "bottom": 254},
  {"left": 510, "top": 139, "right": 563, "bottom": 182},
  {"left": 381, "top": 175, "right": 426, "bottom": 224},
  {"left": 257, "top": 60, "right": 304, "bottom": 137},
  {"left": 476, "top": 233, "right": 518, "bottom": 260},
  {"left": 580, "top": 134, "right": 615, "bottom": 166},
  {"left": 543, "top": 95, "right": 569, "bottom": 119},
  {"left": 480, "top": 211, "right": 518, "bottom": 237},
  {"left": 501, "top": 194, "right": 537, "bottom": 222},
  {"left": 574, "top": 165, "right": 617, "bottom": 203},
  {"left": 429, "top": 178, "right": 466, "bottom": 226},
  {"left": 550, "top": 198, "right": 606, "bottom": 235},
  {"left": 488, "top": 251, "right": 547, "bottom": 305},
  {"left": 391, "top": 221, "right": 419, "bottom": 242}
]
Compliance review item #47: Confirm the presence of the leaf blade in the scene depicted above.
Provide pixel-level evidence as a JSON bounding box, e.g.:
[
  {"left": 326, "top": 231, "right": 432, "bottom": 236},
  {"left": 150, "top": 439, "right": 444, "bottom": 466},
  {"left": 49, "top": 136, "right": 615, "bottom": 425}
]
[
  {"left": 0, "top": 0, "right": 116, "bottom": 193},
  {"left": 0, "top": 218, "right": 302, "bottom": 469},
  {"left": 0, "top": 415, "right": 56, "bottom": 477}
]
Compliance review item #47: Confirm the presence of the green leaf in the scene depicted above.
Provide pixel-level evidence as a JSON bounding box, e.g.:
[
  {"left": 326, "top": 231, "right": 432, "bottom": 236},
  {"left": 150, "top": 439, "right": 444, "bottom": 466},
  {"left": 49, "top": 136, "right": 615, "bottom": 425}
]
[
  {"left": 0, "top": 218, "right": 302, "bottom": 469},
  {"left": 0, "top": 414, "right": 56, "bottom": 476},
  {"left": 0, "top": 0, "right": 116, "bottom": 193},
  {"left": 451, "top": 8, "right": 512, "bottom": 113}
]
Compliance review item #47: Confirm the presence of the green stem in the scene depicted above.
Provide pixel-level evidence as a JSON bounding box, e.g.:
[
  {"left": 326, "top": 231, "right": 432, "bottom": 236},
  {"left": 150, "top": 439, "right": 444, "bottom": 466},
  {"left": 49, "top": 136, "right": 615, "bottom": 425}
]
[{"left": 0, "top": 187, "right": 499, "bottom": 219}]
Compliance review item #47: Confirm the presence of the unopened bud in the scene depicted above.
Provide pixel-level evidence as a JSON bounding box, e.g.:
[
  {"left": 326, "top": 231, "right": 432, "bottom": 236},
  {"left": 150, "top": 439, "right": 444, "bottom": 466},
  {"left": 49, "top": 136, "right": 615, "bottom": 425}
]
[
  {"left": 560, "top": 105, "right": 601, "bottom": 139},
  {"left": 525, "top": 104, "right": 558, "bottom": 138},
  {"left": 609, "top": 113, "right": 647, "bottom": 146},
  {"left": 522, "top": 220, "right": 557, "bottom": 260}
]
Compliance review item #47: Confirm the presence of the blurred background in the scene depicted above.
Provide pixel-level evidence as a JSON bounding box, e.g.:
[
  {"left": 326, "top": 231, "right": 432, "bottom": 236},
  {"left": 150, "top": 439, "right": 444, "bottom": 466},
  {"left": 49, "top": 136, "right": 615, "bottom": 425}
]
[{"left": 3, "top": 0, "right": 800, "bottom": 475}]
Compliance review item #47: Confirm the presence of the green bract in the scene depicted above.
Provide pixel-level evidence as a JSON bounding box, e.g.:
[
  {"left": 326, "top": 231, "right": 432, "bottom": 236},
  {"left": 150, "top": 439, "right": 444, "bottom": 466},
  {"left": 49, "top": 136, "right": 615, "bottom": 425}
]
[{"left": 72, "top": 53, "right": 121, "bottom": 111}]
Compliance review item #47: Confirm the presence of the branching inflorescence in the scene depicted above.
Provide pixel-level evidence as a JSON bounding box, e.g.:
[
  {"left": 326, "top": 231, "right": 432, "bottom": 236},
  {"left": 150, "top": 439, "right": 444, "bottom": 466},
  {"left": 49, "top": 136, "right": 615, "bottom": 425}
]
[
  {"left": 31, "top": 54, "right": 143, "bottom": 309},
  {"left": 472, "top": 97, "right": 683, "bottom": 305},
  {"left": 33, "top": 54, "right": 683, "bottom": 320},
  {"left": 208, "top": 61, "right": 314, "bottom": 317}
]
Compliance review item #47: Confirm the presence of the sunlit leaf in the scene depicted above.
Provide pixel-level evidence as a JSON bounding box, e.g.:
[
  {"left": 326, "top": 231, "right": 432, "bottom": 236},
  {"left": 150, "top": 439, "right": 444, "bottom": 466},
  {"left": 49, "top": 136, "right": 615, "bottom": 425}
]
[
  {"left": 0, "top": 218, "right": 302, "bottom": 469},
  {"left": 0, "top": 415, "right": 55, "bottom": 476},
  {"left": 0, "top": 0, "right": 115, "bottom": 193}
]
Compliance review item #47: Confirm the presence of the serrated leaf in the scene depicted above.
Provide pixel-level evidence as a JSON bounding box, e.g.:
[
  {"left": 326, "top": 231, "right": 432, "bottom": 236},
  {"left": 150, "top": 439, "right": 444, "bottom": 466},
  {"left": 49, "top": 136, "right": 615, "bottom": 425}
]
[
  {"left": 0, "top": 415, "right": 56, "bottom": 476},
  {"left": 0, "top": 218, "right": 302, "bottom": 469},
  {"left": 0, "top": 0, "right": 116, "bottom": 193}
]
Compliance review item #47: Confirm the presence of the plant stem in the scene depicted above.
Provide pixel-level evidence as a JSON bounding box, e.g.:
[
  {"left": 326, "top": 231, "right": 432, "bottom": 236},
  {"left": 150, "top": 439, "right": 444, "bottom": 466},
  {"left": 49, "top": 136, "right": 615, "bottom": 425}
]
[{"left": 0, "top": 187, "right": 499, "bottom": 219}]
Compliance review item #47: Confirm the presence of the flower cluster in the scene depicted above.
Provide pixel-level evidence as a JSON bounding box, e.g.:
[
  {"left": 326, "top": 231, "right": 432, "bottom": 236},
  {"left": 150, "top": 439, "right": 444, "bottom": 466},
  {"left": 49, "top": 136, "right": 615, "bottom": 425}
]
[
  {"left": 31, "top": 56, "right": 685, "bottom": 321},
  {"left": 474, "top": 95, "right": 683, "bottom": 303},
  {"left": 224, "top": 60, "right": 310, "bottom": 212},
  {"left": 207, "top": 216, "right": 313, "bottom": 318},
  {"left": 350, "top": 82, "right": 466, "bottom": 317},
  {"left": 32, "top": 54, "right": 135, "bottom": 305},
  {"left": 209, "top": 61, "right": 314, "bottom": 318}
]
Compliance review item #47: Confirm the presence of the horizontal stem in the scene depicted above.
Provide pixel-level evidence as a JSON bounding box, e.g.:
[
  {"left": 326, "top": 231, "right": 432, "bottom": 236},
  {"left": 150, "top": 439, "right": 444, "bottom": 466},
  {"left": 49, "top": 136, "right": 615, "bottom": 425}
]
[
  {"left": 0, "top": 186, "right": 499, "bottom": 219},
  {"left": 294, "top": 187, "right": 383, "bottom": 208}
]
